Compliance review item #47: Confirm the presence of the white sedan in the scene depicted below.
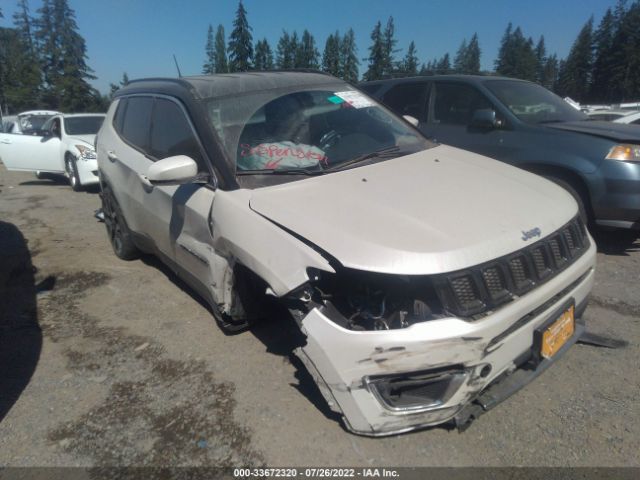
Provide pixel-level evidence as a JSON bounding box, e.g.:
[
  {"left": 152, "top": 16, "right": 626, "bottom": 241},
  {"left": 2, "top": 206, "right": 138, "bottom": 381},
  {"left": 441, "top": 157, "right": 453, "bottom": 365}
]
[{"left": 0, "top": 113, "right": 105, "bottom": 191}]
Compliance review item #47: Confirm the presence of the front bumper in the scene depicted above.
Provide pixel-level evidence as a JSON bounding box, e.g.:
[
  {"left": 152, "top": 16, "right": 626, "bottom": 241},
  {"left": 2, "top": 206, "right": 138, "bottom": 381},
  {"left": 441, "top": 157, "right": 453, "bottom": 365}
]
[
  {"left": 295, "top": 239, "right": 596, "bottom": 436},
  {"left": 76, "top": 158, "right": 100, "bottom": 186},
  {"left": 592, "top": 160, "right": 640, "bottom": 230}
]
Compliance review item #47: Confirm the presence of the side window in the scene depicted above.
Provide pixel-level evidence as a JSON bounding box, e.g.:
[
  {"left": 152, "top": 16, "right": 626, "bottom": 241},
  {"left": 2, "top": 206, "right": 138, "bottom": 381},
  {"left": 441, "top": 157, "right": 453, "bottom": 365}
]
[
  {"left": 113, "top": 98, "right": 128, "bottom": 134},
  {"left": 121, "top": 96, "right": 153, "bottom": 151},
  {"left": 382, "top": 83, "right": 430, "bottom": 121},
  {"left": 432, "top": 83, "right": 496, "bottom": 126},
  {"left": 149, "top": 98, "right": 205, "bottom": 170}
]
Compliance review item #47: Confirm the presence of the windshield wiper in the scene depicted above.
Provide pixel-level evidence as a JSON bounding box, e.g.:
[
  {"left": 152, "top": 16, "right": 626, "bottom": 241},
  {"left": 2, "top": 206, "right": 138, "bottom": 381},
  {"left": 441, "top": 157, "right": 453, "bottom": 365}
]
[
  {"left": 237, "top": 168, "right": 324, "bottom": 176},
  {"left": 323, "top": 145, "right": 401, "bottom": 173}
]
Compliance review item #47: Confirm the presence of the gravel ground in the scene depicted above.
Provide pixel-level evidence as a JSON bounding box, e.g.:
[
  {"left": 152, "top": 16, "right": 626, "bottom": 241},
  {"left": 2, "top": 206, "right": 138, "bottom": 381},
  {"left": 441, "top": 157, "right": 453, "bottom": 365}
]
[{"left": 0, "top": 164, "right": 638, "bottom": 469}]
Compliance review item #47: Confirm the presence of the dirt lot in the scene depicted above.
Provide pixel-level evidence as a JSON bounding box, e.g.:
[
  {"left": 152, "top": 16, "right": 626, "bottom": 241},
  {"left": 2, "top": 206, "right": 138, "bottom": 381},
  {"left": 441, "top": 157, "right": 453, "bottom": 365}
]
[{"left": 0, "top": 164, "right": 638, "bottom": 468}]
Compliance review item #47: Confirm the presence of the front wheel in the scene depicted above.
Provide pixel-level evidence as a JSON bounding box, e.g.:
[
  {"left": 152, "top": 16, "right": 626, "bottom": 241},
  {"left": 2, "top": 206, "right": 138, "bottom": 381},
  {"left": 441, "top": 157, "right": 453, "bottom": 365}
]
[
  {"left": 65, "top": 155, "right": 82, "bottom": 192},
  {"left": 101, "top": 185, "right": 140, "bottom": 260}
]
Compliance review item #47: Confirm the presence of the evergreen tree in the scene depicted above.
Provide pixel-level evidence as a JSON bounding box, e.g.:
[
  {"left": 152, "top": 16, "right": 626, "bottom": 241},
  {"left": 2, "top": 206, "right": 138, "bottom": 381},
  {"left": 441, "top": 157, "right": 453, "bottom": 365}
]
[
  {"left": 322, "top": 31, "right": 341, "bottom": 76},
  {"left": 534, "top": 36, "right": 547, "bottom": 84},
  {"left": 290, "top": 31, "right": 301, "bottom": 67},
  {"left": 254, "top": 38, "right": 274, "bottom": 70},
  {"left": 363, "top": 21, "right": 385, "bottom": 81},
  {"left": 541, "top": 54, "right": 559, "bottom": 91},
  {"left": 276, "top": 30, "right": 294, "bottom": 69},
  {"left": 401, "top": 41, "right": 419, "bottom": 75},
  {"left": 34, "top": 0, "right": 98, "bottom": 111},
  {"left": 435, "top": 53, "right": 451, "bottom": 74},
  {"left": 618, "top": 1, "right": 640, "bottom": 100},
  {"left": 453, "top": 39, "right": 468, "bottom": 73},
  {"left": 214, "top": 25, "right": 228, "bottom": 73},
  {"left": 13, "top": 0, "right": 35, "bottom": 54},
  {"left": 340, "top": 28, "right": 359, "bottom": 83},
  {"left": 227, "top": 0, "right": 253, "bottom": 72},
  {"left": 557, "top": 17, "right": 593, "bottom": 100},
  {"left": 297, "top": 30, "right": 319, "bottom": 69},
  {"left": 203, "top": 24, "right": 215, "bottom": 74},
  {"left": 0, "top": 26, "right": 42, "bottom": 112},
  {"left": 495, "top": 24, "right": 538, "bottom": 81},
  {"left": 590, "top": 8, "right": 615, "bottom": 101},
  {"left": 382, "top": 16, "right": 398, "bottom": 76},
  {"left": 108, "top": 72, "right": 129, "bottom": 99}
]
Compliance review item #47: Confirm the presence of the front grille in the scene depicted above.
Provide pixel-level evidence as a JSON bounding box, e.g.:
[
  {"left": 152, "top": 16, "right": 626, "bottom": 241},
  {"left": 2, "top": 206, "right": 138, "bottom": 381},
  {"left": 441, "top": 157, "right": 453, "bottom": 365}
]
[{"left": 434, "top": 216, "right": 589, "bottom": 318}]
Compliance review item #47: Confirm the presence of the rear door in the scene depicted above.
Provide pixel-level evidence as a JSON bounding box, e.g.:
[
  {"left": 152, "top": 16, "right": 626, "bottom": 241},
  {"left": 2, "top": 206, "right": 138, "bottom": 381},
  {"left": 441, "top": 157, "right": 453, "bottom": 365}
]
[
  {"left": 0, "top": 117, "right": 64, "bottom": 172},
  {"left": 380, "top": 81, "right": 430, "bottom": 127}
]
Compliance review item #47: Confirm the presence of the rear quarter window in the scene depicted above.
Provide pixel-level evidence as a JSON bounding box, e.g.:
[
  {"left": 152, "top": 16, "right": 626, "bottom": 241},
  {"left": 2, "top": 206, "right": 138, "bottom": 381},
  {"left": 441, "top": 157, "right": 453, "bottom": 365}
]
[{"left": 113, "top": 98, "right": 128, "bottom": 134}]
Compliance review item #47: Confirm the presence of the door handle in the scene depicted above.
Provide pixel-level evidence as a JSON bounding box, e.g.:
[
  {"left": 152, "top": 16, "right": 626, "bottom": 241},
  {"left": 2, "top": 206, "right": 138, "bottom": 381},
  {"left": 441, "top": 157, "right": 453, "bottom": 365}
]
[{"left": 107, "top": 150, "right": 118, "bottom": 162}]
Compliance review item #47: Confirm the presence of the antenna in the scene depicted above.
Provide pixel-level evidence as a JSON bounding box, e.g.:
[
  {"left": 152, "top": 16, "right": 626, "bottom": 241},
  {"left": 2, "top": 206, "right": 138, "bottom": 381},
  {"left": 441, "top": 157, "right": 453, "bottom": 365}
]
[{"left": 173, "top": 54, "right": 182, "bottom": 77}]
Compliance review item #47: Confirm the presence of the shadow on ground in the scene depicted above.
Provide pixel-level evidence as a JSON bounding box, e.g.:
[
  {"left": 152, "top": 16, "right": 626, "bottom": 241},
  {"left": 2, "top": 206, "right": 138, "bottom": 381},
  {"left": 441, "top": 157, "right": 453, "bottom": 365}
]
[{"left": 0, "top": 221, "right": 44, "bottom": 422}]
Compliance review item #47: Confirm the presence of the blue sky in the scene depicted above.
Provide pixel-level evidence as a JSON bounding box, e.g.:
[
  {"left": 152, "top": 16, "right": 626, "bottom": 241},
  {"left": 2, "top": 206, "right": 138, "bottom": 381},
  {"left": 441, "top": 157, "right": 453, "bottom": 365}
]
[{"left": 1, "top": 0, "right": 618, "bottom": 94}]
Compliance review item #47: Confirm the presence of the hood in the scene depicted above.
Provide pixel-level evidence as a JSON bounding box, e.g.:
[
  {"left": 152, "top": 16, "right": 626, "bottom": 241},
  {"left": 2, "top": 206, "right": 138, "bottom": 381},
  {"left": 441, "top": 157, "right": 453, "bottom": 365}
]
[
  {"left": 248, "top": 145, "right": 578, "bottom": 275},
  {"left": 545, "top": 120, "right": 640, "bottom": 143},
  {"left": 69, "top": 134, "right": 96, "bottom": 147}
]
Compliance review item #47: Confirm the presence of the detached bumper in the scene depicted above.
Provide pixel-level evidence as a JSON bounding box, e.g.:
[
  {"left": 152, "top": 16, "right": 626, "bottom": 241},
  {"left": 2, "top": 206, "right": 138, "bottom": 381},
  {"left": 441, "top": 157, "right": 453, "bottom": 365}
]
[{"left": 295, "top": 241, "right": 596, "bottom": 436}]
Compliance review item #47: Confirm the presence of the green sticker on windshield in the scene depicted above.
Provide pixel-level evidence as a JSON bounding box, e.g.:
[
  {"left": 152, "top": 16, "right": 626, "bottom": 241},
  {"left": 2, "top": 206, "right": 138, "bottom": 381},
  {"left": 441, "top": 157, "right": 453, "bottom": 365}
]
[{"left": 327, "top": 95, "right": 344, "bottom": 104}]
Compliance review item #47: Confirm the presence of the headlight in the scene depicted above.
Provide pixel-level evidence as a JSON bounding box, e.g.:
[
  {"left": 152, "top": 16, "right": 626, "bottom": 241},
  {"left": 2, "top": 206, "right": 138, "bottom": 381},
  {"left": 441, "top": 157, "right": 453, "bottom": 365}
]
[
  {"left": 75, "top": 144, "right": 97, "bottom": 160},
  {"left": 605, "top": 144, "right": 640, "bottom": 162}
]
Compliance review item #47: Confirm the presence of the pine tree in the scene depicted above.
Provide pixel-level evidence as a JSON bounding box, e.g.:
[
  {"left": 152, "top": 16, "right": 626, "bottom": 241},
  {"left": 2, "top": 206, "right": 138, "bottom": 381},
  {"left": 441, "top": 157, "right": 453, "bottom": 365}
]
[
  {"left": 214, "top": 25, "right": 228, "bottom": 73},
  {"left": 557, "top": 17, "right": 594, "bottom": 100},
  {"left": 340, "top": 29, "right": 359, "bottom": 83},
  {"left": 590, "top": 8, "right": 615, "bottom": 101},
  {"left": 227, "top": 0, "right": 253, "bottom": 72},
  {"left": 541, "top": 54, "right": 559, "bottom": 91},
  {"left": 495, "top": 24, "right": 538, "bottom": 81},
  {"left": 109, "top": 72, "right": 130, "bottom": 99},
  {"left": 34, "top": 0, "right": 98, "bottom": 111},
  {"left": 534, "top": 36, "right": 547, "bottom": 84},
  {"left": 276, "top": 31, "right": 294, "bottom": 69},
  {"left": 254, "top": 38, "right": 274, "bottom": 70},
  {"left": 466, "top": 33, "right": 481, "bottom": 74},
  {"left": 618, "top": 1, "right": 640, "bottom": 100},
  {"left": 13, "top": 0, "right": 35, "bottom": 54},
  {"left": 290, "top": 31, "right": 301, "bottom": 67},
  {"left": 297, "top": 30, "right": 319, "bottom": 69},
  {"left": 401, "top": 41, "right": 419, "bottom": 76},
  {"left": 203, "top": 24, "right": 215, "bottom": 74},
  {"left": 435, "top": 53, "right": 451, "bottom": 74},
  {"left": 382, "top": 16, "right": 398, "bottom": 76},
  {"left": 363, "top": 21, "right": 385, "bottom": 81},
  {"left": 322, "top": 32, "right": 341, "bottom": 76},
  {"left": 453, "top": 39, "right": 468, "bottom": 73}
]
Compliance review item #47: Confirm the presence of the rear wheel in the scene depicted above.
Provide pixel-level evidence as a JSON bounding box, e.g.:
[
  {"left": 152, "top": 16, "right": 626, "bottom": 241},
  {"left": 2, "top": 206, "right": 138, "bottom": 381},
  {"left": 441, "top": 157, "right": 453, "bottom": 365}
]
[
  {"left": 101, "top": 185, "right": 139, "bottom": 260},
  {"left": 65, "top": 154, "right": 82, "bottom": 192}
]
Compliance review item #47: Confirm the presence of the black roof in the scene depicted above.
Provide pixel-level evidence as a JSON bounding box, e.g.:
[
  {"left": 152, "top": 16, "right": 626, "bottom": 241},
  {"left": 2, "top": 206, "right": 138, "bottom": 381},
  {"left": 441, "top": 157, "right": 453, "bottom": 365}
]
[{"left": 116, "top": 71, "right": 344, "bottom": 101}]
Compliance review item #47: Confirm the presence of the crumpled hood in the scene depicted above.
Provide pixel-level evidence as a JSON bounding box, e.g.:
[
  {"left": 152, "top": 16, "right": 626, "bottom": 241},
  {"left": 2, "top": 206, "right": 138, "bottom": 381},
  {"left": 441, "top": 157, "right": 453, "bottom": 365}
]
[
  {"left": 249, "top": 145, "right": 578, "bottom": 275},
  {"left": 68, "top": 134, "right": 96, "bottom": 148},
  {"left": 545, "top": 120, "right": 640, "bottom": 143}
]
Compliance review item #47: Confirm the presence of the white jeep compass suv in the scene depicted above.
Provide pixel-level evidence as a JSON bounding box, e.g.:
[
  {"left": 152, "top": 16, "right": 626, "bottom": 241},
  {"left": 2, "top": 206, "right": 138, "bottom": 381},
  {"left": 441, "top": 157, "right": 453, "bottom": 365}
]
[{"left": 96, "top": 72, "right": 596, "bottom": 436}]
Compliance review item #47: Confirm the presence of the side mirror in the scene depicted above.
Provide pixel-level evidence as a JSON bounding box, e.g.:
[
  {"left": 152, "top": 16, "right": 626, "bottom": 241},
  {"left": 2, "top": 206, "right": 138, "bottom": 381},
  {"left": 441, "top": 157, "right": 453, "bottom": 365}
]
[
  {"left": 470, "top": 109, "right": 498, "bottom": 129},
  {"left": 146, "top": 155, "right": 198, "bottom": 185},
  {"left": 403, "top": 115, "right": 420, "bottom": 127}
]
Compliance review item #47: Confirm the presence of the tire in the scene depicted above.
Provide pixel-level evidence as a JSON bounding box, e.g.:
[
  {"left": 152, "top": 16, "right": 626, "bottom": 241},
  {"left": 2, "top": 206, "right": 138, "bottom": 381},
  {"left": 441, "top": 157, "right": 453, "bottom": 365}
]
[
  {"left": 545, "top": 175, "right": 591, "bottom": 226},
  {"left": 101, "top": 185, "right": 140, "bottom": 260},
  {"left": 65, "top": 154, "right": 82, "bottom": 192}
]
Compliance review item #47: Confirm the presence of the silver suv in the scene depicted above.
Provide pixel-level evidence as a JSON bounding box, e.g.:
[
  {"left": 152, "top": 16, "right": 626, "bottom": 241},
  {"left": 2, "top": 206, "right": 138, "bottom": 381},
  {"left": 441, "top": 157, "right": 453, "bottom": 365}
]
[{"left": 96, "top": 72, "right": 596, "bottom": 436}]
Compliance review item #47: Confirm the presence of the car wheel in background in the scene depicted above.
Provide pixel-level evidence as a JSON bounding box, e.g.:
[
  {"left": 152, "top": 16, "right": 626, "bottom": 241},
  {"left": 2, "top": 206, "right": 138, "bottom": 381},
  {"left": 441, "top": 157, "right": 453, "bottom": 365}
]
[
  {"left": 101, "top": 185, "right": 140, "bottom": 260},
  {"left": 65, "top": 154, "right": 82, "bottom": 192}
]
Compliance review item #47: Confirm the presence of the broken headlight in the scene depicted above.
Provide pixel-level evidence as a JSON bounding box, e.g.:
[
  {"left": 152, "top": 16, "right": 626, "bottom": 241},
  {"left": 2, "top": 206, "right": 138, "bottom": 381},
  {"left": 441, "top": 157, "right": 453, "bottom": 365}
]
[{"left": 293, "top": 268, "right": 445, "bottom": 331}]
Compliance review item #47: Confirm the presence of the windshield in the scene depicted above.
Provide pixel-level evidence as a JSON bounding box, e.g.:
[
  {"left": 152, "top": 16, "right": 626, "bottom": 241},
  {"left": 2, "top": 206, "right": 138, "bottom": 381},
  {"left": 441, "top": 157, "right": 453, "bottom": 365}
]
[
  {"left": 65, "top": 116, "right": 105, "bottom": 135},
  {"left": 205, "top": 85, "right": 432, "bottom": 174},
  {"left": 18, "top": 114, "right": 54, "bottom": 134},
  {"left": 484, "top": 80, "right": 588, "bottom": 124}
]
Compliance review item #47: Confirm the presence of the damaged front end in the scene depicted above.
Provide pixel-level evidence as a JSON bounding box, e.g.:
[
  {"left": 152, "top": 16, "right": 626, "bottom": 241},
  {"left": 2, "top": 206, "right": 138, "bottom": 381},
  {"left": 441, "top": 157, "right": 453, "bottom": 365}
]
[{"left": 286, "top": 235, "right": 596, "bottom": 436}]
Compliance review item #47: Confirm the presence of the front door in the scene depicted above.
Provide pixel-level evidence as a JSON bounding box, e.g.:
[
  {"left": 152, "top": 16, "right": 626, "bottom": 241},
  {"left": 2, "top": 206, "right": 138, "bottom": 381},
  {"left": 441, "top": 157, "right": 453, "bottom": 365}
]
[{"left": 0, "top": 118, "right": 63, "bottom": 173}]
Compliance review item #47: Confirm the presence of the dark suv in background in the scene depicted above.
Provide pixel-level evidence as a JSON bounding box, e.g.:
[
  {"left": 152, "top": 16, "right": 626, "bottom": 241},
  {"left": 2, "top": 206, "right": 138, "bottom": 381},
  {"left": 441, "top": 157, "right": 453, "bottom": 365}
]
[{"left": 361, "top": 75, "right": 640, "bottom": 230}]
